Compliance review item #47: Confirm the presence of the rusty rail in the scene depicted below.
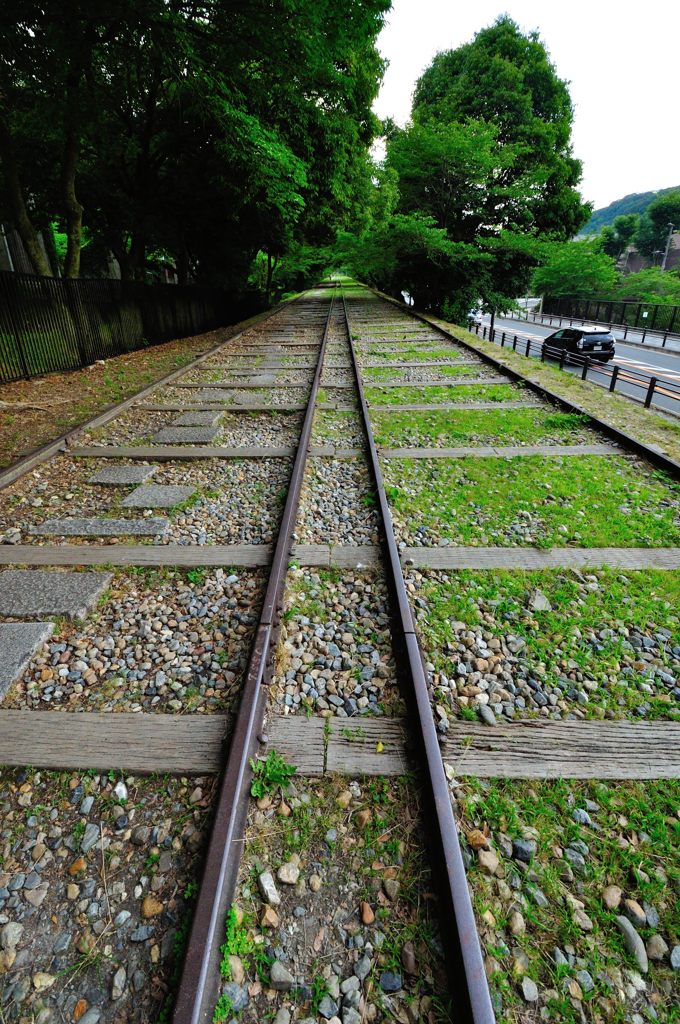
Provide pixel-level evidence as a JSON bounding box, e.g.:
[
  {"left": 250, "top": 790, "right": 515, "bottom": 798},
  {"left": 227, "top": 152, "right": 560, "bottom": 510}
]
[
  {"left": 340, "top": 290, "right": 496, "bottom": 1024},
  {"left": 172, "top": 286, "right": 336, "bottom": 1024}
]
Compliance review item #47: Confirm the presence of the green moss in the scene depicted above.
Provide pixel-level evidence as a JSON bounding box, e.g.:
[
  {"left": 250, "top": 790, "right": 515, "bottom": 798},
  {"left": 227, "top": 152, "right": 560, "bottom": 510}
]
[{"left": 383, "top": 455, "right": 680, "bottom": 548}]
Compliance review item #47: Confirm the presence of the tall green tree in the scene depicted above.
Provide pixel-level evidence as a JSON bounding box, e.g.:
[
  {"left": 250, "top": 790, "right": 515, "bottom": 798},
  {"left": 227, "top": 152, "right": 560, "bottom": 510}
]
[
  {"left": 531, "top": 240, "right": 617, "bottom": 297},
  {"left": 600, "top": 214, "right": 639, "bottom": 258},
  {"left": 0, "top": 0, "right": 388, "bottom": 289},
  {"left": 635, "top": 190, "right": 680, "bottom": 258},
  {"left": 412, "top": 16, "right": 588, "bottom": 239},
  {"left": 340, "top": 17, "right": 590, "bottom": 318}
]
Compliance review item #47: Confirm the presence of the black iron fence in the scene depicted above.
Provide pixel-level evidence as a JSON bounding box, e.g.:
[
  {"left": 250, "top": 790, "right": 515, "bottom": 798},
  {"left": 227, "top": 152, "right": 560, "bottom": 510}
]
[
  {"left": 470, "top": 322, "right": 680, "bottom": 415},
  {"left": 0, "top": 272, "right": 241, "bottom": 384},
  {"left": 541, "top": 295, "right": 680, "bottom": 341}
]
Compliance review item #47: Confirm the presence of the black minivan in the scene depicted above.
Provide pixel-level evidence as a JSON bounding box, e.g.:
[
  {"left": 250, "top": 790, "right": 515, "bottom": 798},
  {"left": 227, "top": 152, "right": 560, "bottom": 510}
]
[{"left": 542, "top": 326, "right": 616, "bottom": 362}]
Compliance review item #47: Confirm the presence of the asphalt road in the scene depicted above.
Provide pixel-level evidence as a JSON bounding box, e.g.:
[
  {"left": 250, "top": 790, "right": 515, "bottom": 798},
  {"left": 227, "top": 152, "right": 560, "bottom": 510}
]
[{"left": 481, "top": 315, "right": 680, "bottom": 417}]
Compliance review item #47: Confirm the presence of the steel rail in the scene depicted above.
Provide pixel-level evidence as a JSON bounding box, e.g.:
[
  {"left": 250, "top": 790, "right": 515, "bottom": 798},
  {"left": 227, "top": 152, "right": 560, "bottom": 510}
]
[
  {"left": 172, "top": 286, "right": 336, "bottom": 1024},
  {"left": 340, "top": 290, "right": 496, "bottom": 1024},
  {"left": 0, "top": 294, "right": 302, "bottom": 492},
  {"left": 365, "top": 285, "right": 680, "bottom": 480}
]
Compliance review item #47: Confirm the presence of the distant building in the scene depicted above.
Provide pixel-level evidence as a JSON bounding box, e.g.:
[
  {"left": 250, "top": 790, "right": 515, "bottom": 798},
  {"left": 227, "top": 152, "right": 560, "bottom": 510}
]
[{"left": 618, "top": 233, "right": 680, "bottom": 274}]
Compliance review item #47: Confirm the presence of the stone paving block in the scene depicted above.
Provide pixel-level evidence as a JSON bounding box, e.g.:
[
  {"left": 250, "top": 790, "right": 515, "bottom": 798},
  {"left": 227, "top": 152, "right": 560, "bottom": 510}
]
[
  {"left": 30, "top": 517, "right": 169, "bottom": 536},
  {"left": 0, "top": 622, "right": 54, "bottom": 699},
  {"left": 193, "top": 390, "right": 237, "bottom": 402},
  {"left": 88, "top": 465, "right": 158, "bottom": 486},
  {"left": 172, "top": 411, "right": 222, "bottom": 427},
  {"left": 0, "top": 569, "right": 112, "bottom": 618},
  {"left": 121, "top": 484, "right": 195, "bottom": 508},
  {"left": 152, "top": 427, "right": 220, "bottom": 444}
]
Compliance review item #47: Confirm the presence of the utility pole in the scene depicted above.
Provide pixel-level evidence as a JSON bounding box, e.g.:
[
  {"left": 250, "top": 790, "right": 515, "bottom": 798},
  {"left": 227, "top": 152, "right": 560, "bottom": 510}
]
[{"left": 661, "top": 222, "right": 675, "bottom": 271}]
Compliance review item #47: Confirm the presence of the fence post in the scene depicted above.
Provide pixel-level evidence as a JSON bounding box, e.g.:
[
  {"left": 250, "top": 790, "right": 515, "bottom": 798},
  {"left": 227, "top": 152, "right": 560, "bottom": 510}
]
[
  {"left": 63, "top": 279, "right": 90, "bottom": 367},
  {"left": 609, "top": 365, "right": 619, "bottom": 392},
  {"left": 644, "top": 377, "right": 657, "bottom": 408},
  {"left": 581, "top": 357, "right": 590, "bottom": 381},
  {"left": 501, "top": 332, "right": 506, "bottom": 346},
  {"left": 662, "top": 332, "right": 668, "bottom": 348},
  {"left": 482, "top": 326, "right": 487, "bottom": 339},
  {"left": 525, "top": 338, "right": 531, "bottom": 356},
  {"left": 559, "top": 349, "right": 566, "bottom": 370}
]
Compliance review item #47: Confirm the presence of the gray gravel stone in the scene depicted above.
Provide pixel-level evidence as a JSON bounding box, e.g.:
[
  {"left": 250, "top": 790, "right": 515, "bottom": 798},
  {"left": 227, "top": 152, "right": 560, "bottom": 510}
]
[
  {"left": 258, "top": 871, "right": 281, "bottom": 906},
  {"left": 318, "top": 994, "right": 340, "bottom": 1019},
  {"left": 223, "top": 982, "right": 249, "bottom": 1011},
  {"left": 270, "top": 960, "right": 294, "bottom": 991},
  {"left": 0, "top": 570, "right": 111, "bottom": 618},
  {"left": 379, "top": 971, "right": 402, "bottom": 992},
  {"left": 615, "top": 916, "right": 648, "bottom": 973},
  {"left": 80, "top": 823, "right": 100, "bottom": 853},
  {"left": 521, "top": 977, "right": 538, "bottom": 1002},
  {"left": 478, "top": 704, "right": 497, "bottom": 726},
  {"left": 670, "top": 945, "right": 680, "bottom": 969}
]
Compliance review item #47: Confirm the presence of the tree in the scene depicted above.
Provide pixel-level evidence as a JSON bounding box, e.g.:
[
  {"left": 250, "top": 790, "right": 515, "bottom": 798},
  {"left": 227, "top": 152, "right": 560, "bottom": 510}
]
[
  {"left": 531, "top": 240, "right": 617, "bottom": 297},
  {"left": 613, "top": 267, "right": 680, "bottom": 304},
  {"left": 340, "top": 17, "right": 591, "bottom": 320},
  {"left": 600, "top": 214, "right": 639, "bottom": 258},
  {"left": 635, "top": 190, "right": 680, "bottom": 258},
  {"left": 413, "top": 16, "right": 589, "bottom": 239},
  {"left": 0, "top": 0, "right": 389, "bottom": 291}
]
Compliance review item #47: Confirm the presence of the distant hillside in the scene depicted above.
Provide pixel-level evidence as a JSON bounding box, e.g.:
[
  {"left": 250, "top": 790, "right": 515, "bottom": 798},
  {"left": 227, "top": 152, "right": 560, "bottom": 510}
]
[{"left": 580, "top": 186, "right": 680, "bottom": 236}]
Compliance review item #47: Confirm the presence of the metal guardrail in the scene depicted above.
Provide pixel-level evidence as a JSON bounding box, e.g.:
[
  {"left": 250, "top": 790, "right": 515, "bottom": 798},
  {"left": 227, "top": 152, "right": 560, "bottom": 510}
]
[
  {"left": 516, "top": 308, "right": 680, "bottom": 349},
  {"left": 472, "top": 323, "right": 680, "bottom": 413},
  {"left": 539, "top": 296, "right": 680, "bottom": 346}
]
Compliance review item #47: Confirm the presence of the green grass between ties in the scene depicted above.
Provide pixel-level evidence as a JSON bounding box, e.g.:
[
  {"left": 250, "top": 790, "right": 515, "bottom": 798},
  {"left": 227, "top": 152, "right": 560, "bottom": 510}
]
[
  {"left": 362, "top": 345, "right": 469, "bottom": 361},
  {"left": 365, "top": 384, "right": 525, "bottom": 405},
  {"left": 411, "top": 567, "right": 680, "bottom": 720},
  {"left": 371, "top": 408, "right": 596, "bottom": 448},
  {"left": 363, "top": 364, "right": 486, "bottom": 381},
  {"left": 459, "top": 777, "right": 680, "bottom": 1024},
  {"left": 382, "top": 455, "right": 680, "bottom": 548}
]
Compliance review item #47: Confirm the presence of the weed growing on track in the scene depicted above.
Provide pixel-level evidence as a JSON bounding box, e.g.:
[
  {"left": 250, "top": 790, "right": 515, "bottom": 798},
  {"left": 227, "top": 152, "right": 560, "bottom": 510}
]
[
  {"left": 364, "top": 363, "right": 486, "bottom": 381},
  {"left": 219, "top": 773, "right": 453, "bottom": 1022},
  {"left": 362, "top": 345, "right": 469, "bottom": 361},
  {"left": 371, "top": 408, "right": 596, "bottom": 447},
  {"left": 365, "top": 383, "right": 525, "bottom": 404},
  {"left": 411, "top": 567, "right": 680, "bottom": 720},
  {"left": 383, "top": 455, "right": 680, "bottom": 548}
]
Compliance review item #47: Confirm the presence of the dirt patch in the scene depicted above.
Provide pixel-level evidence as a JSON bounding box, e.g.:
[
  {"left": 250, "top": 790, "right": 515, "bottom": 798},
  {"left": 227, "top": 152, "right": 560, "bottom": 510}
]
[{"left": 0, "top": 309, "right": 276, "bottom": 472}]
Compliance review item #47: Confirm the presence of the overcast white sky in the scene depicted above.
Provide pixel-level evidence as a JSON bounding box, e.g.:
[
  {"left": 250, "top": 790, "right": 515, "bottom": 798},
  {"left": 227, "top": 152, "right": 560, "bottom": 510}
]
[{"left": 373, "top": 0, "right": 680, "bottom": 210}]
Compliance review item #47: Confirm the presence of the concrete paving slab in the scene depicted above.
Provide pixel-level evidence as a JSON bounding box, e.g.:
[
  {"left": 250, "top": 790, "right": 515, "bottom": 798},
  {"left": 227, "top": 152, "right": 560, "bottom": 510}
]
[
  {"left": 88, "top": 465, "right": 158, "bottom": 486},
  {"left": 30, "top": 518, "right": 169, "bottom": 536},
  {"left": 0, "top": 569, "right": 111, "bottom": 618},
  {"left": 152, "top": 427, "right": 220, "bottom": 444},
  {"left": 121, "top": 484, "right": 195, "bottom": 508},
  {"left": 0, "top": 622, "right": 54, "bottom": 699},
  {"left": 172, "top": 411, "right": 222, "bottom": 427}
]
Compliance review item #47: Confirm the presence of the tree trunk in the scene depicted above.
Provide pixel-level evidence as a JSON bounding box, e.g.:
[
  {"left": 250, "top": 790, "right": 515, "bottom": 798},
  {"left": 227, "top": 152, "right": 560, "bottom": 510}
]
[
  {"left": 265, "top": 252, "right": 278, "bottom": 305},
  {"left": 61, "top": 62, "right": 84, "bottom": 278},
  {"left": 176, "top": 244, "right": 189, "bottom": 286},
  {"left": 0, "top": 117, "right": 53, "bottom": 277},
  {"left": 128, "top": 233, "right": 146, "bottom": 282}
]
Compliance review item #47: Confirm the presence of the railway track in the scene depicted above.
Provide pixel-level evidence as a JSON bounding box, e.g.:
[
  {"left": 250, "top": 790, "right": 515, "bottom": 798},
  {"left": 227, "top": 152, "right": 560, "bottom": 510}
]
[{"left": 0, "top": 280, "right": 679, "bottom": 1024}]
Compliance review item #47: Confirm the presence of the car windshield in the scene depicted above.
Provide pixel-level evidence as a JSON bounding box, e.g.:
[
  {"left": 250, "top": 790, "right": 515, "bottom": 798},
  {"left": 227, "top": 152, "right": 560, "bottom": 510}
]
[{"left": 584, "top": 332, "right": 614, "bottom": 342}]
